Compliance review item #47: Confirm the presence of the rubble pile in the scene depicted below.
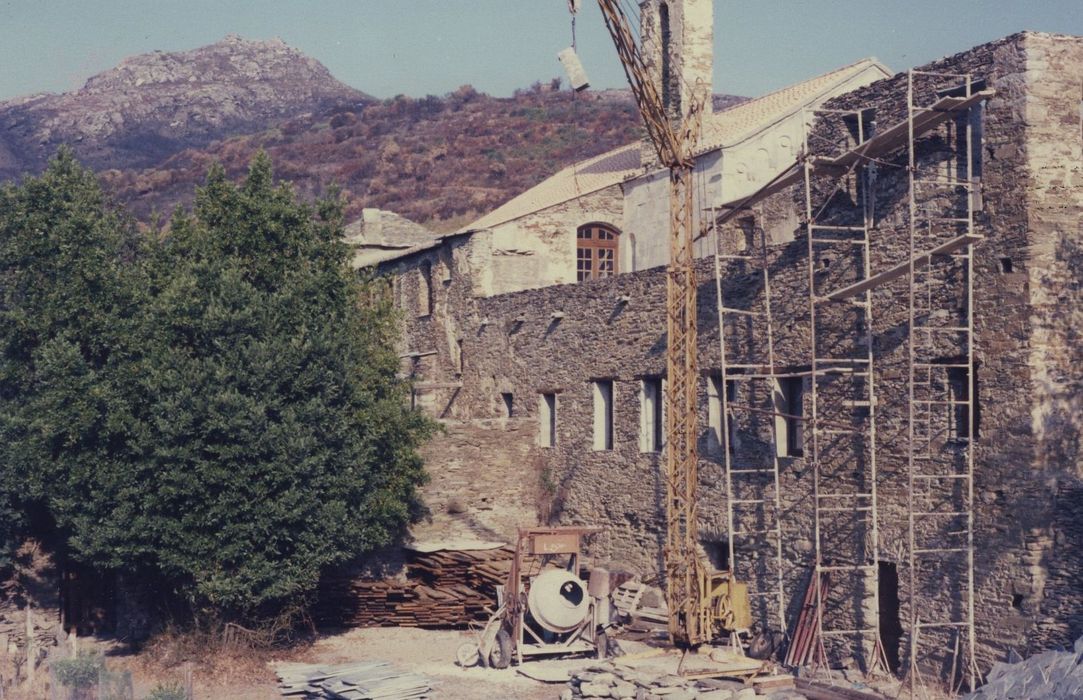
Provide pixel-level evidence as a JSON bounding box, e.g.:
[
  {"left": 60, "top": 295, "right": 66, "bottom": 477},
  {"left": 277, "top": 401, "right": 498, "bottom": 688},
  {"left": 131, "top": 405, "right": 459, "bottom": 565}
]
[
  {"left": 275, "top": 660, "right": 430, "bottom": 699},
  {"left": 963, "top": 637, "right": 1083, "bottom": 700},
  {"left": 560, "top": 661, "right": 802, "bottom": 700}
]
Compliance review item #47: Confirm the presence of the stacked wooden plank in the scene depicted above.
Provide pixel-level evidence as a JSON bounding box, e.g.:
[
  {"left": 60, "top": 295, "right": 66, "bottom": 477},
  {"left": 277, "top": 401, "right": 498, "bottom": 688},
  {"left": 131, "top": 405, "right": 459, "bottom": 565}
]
[{"left": 313, "top": 546, "right": 515, "bottom": 629}]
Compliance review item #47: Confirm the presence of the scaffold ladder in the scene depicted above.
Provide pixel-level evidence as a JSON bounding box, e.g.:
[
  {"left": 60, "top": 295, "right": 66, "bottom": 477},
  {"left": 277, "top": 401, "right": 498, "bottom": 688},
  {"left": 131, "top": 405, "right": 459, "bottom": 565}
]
[
  {"left": 802, "top": 107, "right": 889, "bottom": 675},
  {"left": 713, "top": 208, "right": 788, "bottom": 644},
  {"left": 904, "top": 69, "right": 981, "bottom": 697}
]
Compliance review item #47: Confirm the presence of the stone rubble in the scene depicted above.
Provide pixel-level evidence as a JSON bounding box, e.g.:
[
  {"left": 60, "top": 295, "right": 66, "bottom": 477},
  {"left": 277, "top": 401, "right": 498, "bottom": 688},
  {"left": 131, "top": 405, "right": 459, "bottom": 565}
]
[
  {"left": 560, "top": 661, "right": 803, "bottom": 700},
  {"left": 962, "top": 636, "right": 1083, "bottom": 700}
]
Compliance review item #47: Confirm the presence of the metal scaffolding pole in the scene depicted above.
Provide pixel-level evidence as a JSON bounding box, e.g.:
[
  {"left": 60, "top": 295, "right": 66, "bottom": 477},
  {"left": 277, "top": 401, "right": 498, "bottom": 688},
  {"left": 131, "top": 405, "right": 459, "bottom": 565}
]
[
  {"left": 904, "top": 69, "right": 982, "bottom": 697},
  {"left": 802, "top": 106, "right": 888, "bottom": 675},
  {"left": 713, "top": 204, "right": 788, "bottom": 642}
]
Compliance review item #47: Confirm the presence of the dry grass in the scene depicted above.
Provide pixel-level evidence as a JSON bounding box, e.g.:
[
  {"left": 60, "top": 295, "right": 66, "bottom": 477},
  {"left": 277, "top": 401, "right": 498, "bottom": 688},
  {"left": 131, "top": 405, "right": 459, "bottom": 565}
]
[{"left": 131, "top": 623, "right": 311, "bottom": 689}]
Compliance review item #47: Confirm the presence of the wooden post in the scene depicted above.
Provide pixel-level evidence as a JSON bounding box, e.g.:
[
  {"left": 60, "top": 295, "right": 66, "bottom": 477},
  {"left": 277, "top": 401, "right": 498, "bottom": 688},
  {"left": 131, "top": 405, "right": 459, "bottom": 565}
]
[{"left": 23, "top": 603, "right": 33, "bottom": 688}]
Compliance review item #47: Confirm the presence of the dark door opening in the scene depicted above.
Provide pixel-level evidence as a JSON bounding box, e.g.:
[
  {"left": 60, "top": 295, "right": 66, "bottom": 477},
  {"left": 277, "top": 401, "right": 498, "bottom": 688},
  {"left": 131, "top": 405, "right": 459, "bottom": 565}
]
[{"left": 879, "top": 561, "right": 903, "bottom": 673}]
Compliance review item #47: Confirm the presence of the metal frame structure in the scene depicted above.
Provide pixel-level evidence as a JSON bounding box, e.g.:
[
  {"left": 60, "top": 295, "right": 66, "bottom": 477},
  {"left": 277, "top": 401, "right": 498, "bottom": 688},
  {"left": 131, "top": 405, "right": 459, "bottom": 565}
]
[
  {"left": 712, "top": 212, "right": 787, "bottom": 643},
  {"left": 503, "top": 526, "right": 605, "bottom": 665},
  {"left": 594, "top": 0, "right": 714, "bottom": 647},
  {"left": 708, "top": 78, "right": 992, "bottom": 677},
  {"left": 904, "top": 69, "right": 982, "bottom": 696},
  {"left": 800, "top": 107, "right": 889, "bottom": 675}
]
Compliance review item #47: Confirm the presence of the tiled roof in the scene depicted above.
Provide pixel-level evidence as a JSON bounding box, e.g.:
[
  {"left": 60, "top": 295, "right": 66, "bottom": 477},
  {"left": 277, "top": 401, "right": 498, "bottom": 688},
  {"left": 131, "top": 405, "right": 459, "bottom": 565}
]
[
  {"left": 696, "top": 58, "right": 889, "bottom": 151},
  {"left": 462, "top": 58, "right": 889, "bottom": 232},
  {"left": 466, "top": 142, "right": 642, "bottom": 231}
]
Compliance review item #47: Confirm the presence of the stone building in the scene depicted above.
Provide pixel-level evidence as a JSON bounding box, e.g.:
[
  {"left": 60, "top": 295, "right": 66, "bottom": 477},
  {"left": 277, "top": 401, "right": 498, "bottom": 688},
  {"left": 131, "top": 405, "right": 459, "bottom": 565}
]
[{"left": 363, "top": 2, "right": 1083, "bottom": 680}]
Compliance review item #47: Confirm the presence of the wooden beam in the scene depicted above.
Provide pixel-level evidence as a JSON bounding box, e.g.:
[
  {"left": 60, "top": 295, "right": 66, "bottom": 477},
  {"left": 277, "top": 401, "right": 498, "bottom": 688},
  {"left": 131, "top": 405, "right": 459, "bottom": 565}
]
[{"left": 820, "top": 234, "right": 982, "bottom": 302}]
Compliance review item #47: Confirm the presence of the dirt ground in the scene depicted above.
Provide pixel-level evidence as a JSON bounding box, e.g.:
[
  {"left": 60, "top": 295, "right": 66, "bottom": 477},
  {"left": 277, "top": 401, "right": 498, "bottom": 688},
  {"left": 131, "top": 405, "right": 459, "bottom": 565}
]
[{"left": 116, "top": 627, "right": 559, "bottom": 699}]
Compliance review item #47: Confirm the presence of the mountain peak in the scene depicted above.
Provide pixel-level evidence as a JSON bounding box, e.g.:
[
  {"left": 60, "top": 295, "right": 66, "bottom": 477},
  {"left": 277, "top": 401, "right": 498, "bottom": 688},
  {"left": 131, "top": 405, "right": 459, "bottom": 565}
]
[{"left": 0, "top": 37, "right": 369, "bottom": 176}]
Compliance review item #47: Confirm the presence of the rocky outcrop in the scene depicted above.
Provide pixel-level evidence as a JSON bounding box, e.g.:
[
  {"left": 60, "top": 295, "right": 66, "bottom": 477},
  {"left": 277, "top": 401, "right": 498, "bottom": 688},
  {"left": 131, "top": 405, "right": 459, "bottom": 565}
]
[{"left": 0, "top": 34, "right": 368, "bottom": 177}]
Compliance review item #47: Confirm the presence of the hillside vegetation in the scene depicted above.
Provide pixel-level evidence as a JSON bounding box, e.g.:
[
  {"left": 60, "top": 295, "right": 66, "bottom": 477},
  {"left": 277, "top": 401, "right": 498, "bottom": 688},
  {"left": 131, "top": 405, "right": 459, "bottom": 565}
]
[{"left": 101, "top": 85, "right": 651, "bottom": 231}]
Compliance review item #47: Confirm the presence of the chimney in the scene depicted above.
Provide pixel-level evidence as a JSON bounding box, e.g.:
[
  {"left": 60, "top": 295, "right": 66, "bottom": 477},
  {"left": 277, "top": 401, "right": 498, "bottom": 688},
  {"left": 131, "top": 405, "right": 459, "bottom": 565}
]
[{"left": 638, "top": 0, "right": 714, "bottom": 163}]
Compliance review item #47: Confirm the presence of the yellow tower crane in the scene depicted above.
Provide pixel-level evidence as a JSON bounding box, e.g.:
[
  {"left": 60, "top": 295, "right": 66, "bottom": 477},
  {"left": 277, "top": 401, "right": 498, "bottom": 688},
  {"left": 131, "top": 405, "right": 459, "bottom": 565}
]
[{"left": 580, "top": 0, "right": 750, "bottom": 648}]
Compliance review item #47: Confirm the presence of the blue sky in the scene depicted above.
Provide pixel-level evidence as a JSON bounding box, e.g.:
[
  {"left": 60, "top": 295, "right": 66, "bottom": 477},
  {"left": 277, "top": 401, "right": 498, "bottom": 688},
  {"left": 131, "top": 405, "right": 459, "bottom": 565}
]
[{"left": 1, "top": 1, "right": 1081, "bottom": 102}]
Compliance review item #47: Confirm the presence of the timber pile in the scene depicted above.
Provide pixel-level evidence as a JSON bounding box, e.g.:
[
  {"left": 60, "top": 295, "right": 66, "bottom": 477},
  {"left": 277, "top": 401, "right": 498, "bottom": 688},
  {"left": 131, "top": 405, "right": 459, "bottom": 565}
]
[
  {"left": 313, "top": 546, "right": 516, "bottom": 628},
  {"left": 0, "top": 599, "right": 60, "bottom": 653}
]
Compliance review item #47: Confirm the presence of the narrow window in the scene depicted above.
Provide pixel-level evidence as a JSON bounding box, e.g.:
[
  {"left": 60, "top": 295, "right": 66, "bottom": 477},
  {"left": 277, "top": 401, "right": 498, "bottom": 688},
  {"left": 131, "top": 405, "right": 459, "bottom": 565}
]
[
  {"left": 592, "top": 380, "right": 614, "bottom": 450},
  {"left": 970, "top": 104, "right": 984, "bottom": 180},
  {"left": 501, "top": 392, "right": 514, "bottom": 419},
  {"left": 539, "top": 393, "right": 557, "bottom": 447},
  {"left": 392, "top": 275, "right": 403, "bottom": 309},
  {"left": 577, "top": 223, "right": 620, "bottom": 281},
  {"left": 947, "top": 366, "right": 978, "bottom": 441},
  {"left": 774, "top": 377, "right": 804, "bottom": 457},
  {"left": 640, "top": 377, "right": 664, "bottom": 452},
  {"left": 708, "top": 375, "right": 723, "bottom": 452},
  {"left": 456, "top": 338, "right": 464, "bottom": 375},
  {"left": 418, "top": 261, "right": 433, "bottom": 317},
  {"left": 1000, "top": 257, "right": 1013, "bottom": 274},
  {"left": 707, "top": 375, "right": 736, "bottom": 455}
]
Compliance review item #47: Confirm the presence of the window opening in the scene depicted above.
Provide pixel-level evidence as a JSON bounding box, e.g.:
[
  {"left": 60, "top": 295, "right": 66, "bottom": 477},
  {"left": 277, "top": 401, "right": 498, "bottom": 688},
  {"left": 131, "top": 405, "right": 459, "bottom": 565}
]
[
  {"left": 640, "top": 377, "right": 664, "bottom": 452},
  {"left": 418, "top": 261, "right": 433, "bottom": 316},
  {"left": 576, "top": 223, "right": 620, "bottom": 281},
  {"left": 539, "top": 393, "right": 557, "bottom": 447},
  {"left": 707, "top": 375, "right": 736, "bottom": 455},
  {"left": 593, "top": 380, "right": 614, "bottom": 450},
  {"left": 501, "top": 392, "right": 514, "bottom": 419},
  {"left": 774, "top": 377, "right": 804, "bottom": 457},
  {"left": 947, "top": 366, "right": 978, "bottom": 441}
]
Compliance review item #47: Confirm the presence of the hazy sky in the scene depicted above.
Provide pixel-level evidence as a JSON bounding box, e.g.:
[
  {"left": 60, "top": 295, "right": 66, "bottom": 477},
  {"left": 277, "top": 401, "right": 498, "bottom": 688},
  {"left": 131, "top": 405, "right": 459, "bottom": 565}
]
[{"left": 1, "top": 1, "right": 1081, "bottom": 102}]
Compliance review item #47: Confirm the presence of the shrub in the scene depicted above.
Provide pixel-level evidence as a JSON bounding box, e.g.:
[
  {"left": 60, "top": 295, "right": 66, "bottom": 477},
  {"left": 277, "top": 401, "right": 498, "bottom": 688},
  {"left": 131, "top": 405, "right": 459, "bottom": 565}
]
[{"left": 52, "top": 652, "right": 105, "bottom": 690}]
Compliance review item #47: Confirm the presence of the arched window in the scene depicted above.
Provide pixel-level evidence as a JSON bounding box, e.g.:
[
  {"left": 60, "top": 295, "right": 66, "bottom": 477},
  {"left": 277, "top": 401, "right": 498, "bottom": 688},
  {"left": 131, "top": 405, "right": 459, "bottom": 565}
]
[{"left": 576, "top": 223, "right": 620, "bottom": 281}]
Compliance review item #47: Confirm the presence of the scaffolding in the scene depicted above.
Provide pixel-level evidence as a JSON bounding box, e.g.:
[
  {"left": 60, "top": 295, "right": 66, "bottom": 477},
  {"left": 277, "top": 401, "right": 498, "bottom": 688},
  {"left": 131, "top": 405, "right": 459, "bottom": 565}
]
[
  {"left": 800, "top": 107, "right": 889, "bottom": 674},
  {"left": 709, "top": 74, "right": 992, "bottom": 680},
  {"left": 904, "top": 69, "right": 982, "bottom": 695},
  {"left": 713, "top": 208, "right": 787, "bottom": 643}
]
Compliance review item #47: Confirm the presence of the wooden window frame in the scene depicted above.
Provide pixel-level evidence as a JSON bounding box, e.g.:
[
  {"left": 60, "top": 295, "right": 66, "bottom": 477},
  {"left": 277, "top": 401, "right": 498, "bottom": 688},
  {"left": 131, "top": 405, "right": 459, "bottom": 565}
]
[{"left": 576, "top": 223, "right": 620, "bottom": 281}]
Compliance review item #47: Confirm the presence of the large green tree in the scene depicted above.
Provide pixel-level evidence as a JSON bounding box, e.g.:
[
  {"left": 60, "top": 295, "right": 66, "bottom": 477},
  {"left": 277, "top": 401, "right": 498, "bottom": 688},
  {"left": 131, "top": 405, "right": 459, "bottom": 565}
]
[
  {"left": 0, "top": 149, "right": 140, "bottom": 568},
  {"left": 1, "top": 151, "right": 431, "bottom": 617}
]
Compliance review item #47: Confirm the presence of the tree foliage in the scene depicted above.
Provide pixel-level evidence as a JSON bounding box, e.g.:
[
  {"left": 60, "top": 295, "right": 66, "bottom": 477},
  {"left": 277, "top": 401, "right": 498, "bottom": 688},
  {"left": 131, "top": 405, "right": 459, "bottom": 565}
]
[{"left": 0, "top": 150, "right": 431, "bottom": 616}]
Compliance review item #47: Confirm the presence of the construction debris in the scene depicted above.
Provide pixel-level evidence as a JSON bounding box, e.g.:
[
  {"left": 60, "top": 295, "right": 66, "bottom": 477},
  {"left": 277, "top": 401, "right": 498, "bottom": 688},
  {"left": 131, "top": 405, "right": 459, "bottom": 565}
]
[
  {"left": 561, "top": 660, "right": 801, "bottom": 700},
  {"left": 314, "top": 546, "right": 515, "bottom": 628},
  {"left": 274, "top": 660, "right": 430, "bottom": 699},
  {"left": 962, "top": 637, "right": 1083, "bottom": 700}
]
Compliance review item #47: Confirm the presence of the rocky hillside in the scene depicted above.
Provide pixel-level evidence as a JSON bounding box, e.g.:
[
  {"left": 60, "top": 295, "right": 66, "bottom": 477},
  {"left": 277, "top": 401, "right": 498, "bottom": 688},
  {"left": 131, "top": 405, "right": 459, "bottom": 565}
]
[
  {"left": 0, "top": 35, "right": 369, "bottom": 177},
  {"left": 101, "top": 87, "right": 746, "bottom": 230},
  {"left": 0, "top": 37, "right": 745, "bottom": 230}
]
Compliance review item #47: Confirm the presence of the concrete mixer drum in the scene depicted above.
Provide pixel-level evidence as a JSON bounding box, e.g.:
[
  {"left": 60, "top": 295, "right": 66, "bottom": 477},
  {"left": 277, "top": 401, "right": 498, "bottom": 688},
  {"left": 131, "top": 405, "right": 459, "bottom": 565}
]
[{"left": 527, "top": 569, "right": 591, "bottom": 633}]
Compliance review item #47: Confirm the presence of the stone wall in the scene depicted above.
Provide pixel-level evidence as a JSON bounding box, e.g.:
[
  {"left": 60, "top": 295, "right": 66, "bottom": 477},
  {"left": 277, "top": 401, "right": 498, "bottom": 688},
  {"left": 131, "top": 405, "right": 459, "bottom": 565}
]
[
  {"left": 486, "top": 186, "right": 624, "bottom": 294},
  {"left": 382, "top": 32, "right": 1083, "bottom": 676}
]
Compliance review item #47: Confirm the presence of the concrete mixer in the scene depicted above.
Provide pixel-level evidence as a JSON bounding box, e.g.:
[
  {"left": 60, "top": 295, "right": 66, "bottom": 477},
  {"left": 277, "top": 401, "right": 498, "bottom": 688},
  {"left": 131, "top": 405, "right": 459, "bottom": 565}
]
[{"left": 457, "top": 526, "right": 609, "bottom": 668}]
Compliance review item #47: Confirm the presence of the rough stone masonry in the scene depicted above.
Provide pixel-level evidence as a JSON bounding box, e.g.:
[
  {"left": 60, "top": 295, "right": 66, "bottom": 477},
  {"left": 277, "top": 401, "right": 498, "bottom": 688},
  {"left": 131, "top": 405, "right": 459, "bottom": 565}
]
[{"left": 378, "top": 31, "right": 1083, "bottom": 678}]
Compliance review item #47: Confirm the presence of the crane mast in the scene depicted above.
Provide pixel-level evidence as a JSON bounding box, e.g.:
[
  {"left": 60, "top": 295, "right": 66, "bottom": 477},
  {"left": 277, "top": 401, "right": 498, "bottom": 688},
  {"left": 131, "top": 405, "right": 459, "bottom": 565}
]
[{"left": 595, "top": 0, "right": 709, "bottom": 647}]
